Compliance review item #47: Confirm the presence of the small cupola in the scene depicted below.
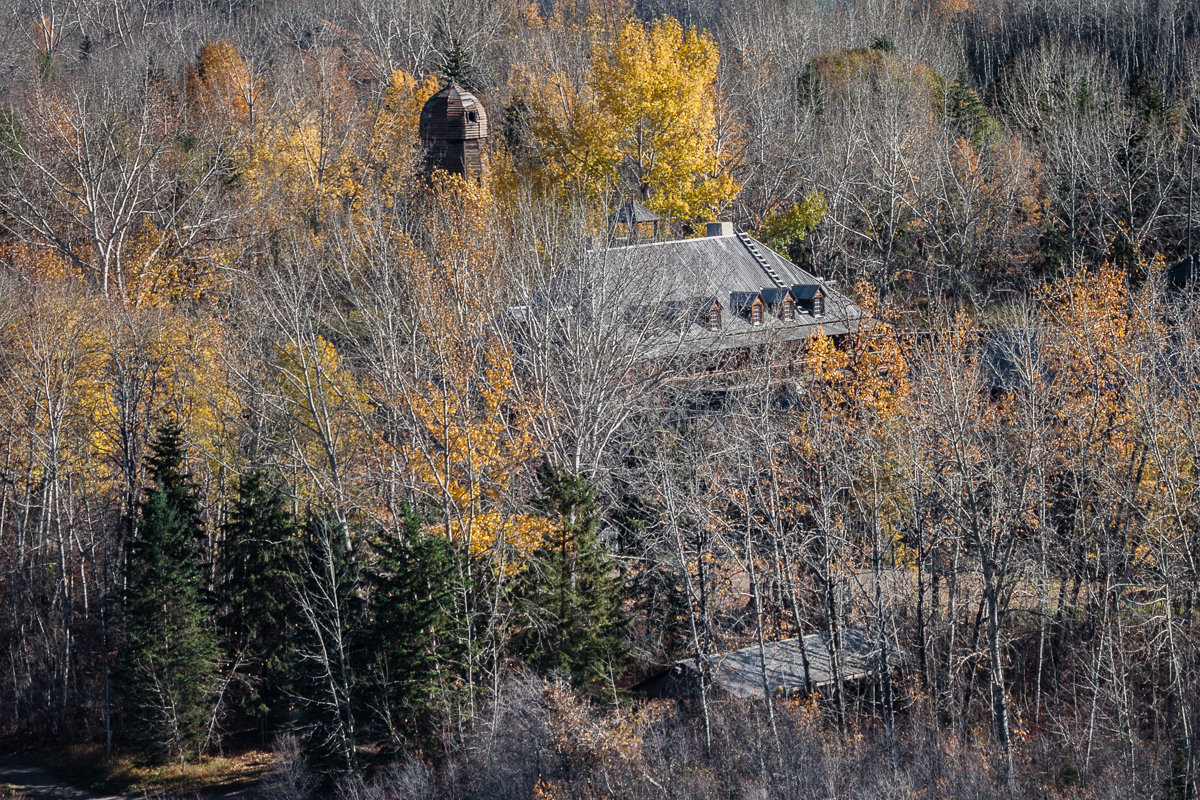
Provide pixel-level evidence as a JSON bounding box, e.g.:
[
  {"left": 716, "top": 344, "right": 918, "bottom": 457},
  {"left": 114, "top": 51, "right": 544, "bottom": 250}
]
[{"left": 608, "top": 201, "right": 662, "bottom": 243}]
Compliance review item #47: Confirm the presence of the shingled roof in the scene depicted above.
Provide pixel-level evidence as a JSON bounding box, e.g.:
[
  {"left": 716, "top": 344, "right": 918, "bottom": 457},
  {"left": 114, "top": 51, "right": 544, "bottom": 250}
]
[
  {"left": 638, "top": 626, "right": 907, "bottom": 699},
  {"left": 583, "top": 224, "right": 862, "bottom": 356},
  {"left": 419, "top": 81, "right": 489, "bottom": 141}
]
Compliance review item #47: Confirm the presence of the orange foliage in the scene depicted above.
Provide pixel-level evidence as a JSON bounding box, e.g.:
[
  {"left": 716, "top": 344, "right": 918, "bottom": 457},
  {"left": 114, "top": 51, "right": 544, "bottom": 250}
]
[
  {"left": 1042, "top": 261, "right": 1134, "bottom": 415},
  {"left": 933, "top": 0, "right": 971, "bottom": 18},
  {"left": 0, "top": 241, "right": 74, "bottom": 280},
  {"left": 185, "top": 40, "right": 257, "bottom": 129},
  {"left": 805, "top": 280, "right": 910, "bottom": 423}
]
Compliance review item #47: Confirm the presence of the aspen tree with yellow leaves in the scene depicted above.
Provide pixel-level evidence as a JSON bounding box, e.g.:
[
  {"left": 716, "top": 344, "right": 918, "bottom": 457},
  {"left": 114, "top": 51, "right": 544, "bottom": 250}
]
[
  {"left": 804, "top": 280, "right": 909, "bottom": 423},
  {"left": 385, "top": 174, "right": 550, "bottom": 564},
  {"left": 234, "top": 234, "right": 373, "bottom": 526},
  {"left": 369, "top": 70, "right": 442, "bottom": 192},
  {"left": 243, "top": 54, "right": 367, "bottom": 236},
  {"left": 591, "top": 18, "right": 738, "bottom": 221},
  {"left": 0, "top": 279, "right": 101, "bottom": 734},
  {"left": 515, "top": 16, "right": 738, "bottom": 225}
]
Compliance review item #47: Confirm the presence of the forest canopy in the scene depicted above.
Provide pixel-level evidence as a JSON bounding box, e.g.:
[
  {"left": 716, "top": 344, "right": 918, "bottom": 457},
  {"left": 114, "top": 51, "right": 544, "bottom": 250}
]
[{"left": 1, "top": 0, "right": 1199, "bottom": 797}]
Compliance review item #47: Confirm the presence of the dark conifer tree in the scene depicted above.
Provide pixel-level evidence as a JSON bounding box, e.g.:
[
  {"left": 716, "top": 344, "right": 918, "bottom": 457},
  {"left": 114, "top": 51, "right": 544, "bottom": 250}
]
[
  {"left": 120, "top": 421, "right": 218, "bottom": 763},
  {"left": 289, "top": 513, "right": 364, "bottom": 775},
  {"left": 217, "top": 469, "right": 296, "bottom": 741},
  {"left": 517, "top": 470, "right": 627, "bottom": 696},
  {"left": 946, "top": 69, "right": 999, "bottom": 149},
  {"left": 439, "top": 37, "right": 476, "bottom": 87},
  {"left": 432, "top": 9, "right": 480, "bottom": 90},
  {"left": 365, "top": 504, "right": 469, "bottom": 751}
]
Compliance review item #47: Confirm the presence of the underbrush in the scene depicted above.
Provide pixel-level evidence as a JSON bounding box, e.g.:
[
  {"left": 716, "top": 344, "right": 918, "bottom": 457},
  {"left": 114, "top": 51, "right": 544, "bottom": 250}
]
[{"left": 269, "top": 674, "right": 1175, "bottom": 800}]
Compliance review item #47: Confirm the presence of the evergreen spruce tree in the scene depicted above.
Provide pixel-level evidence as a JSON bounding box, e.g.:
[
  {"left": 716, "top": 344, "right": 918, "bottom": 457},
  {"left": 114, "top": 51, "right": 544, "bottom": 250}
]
[
  {"left": 289, "top": 514, "right": 364, "bottom": 775},
  {"left": 121, "top": 421, "right": 218, "bottom": 763},
  {"left": 217, "top": 469, "right": 296, "bottom": 741},
  {"left": 518, "top": 470, "right": 627, "bottom": 696},
  {"left": 366, "top": 504, "right": 469, "bottom": 751},
  {"left": 432, "top": 9, "right": 479, "bottom": 90},
  {"left": 439, "top": 37, "right": 476, "bottom": 87},
  {"left": 611, "top": 467, "right": 691, "bottom": 659},
  {"left": 946, "top": 69, "right": 999, "bottom": 150}
]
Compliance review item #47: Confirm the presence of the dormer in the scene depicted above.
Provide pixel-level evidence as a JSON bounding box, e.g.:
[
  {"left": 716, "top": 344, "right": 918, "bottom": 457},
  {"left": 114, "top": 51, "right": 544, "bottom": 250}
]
[
  {"left": 760, "top": 287, "right": 796, "bottom": 321},
  {"left": 702, "top": 297, "right": 723, "bottom": 331},
  {"left": 731, "top": 291, "right": 765, "bottom": 326},
  {"left": 656, "top": 296, "right": 725, "bottom": 333},
  {"left": 791, "top": 284, "right": 826, "bottom": 317}
]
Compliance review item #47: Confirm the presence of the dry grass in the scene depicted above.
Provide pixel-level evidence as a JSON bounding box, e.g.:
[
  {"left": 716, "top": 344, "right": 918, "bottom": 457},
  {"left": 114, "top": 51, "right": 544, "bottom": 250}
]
[
  {"left": 0, "top": 785, "right": 31, "bottom": 800},
  {"left": 36, "top": 744, "right": 273, "bottom": 796}
]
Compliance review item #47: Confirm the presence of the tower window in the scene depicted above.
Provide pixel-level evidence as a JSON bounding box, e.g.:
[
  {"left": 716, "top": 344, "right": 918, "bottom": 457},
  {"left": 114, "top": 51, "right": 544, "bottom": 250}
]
[{"left": 466, "top": 110, "right": 479, "bottom": 123}]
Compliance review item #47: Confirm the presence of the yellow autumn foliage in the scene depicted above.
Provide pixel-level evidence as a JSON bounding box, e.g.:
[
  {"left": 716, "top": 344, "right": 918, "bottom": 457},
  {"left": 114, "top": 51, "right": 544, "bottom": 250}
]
[
  {"left": 274, "top": 335, "right": 370, "bottom": 505},
  {"left": 804, "top": 281, "right": 909, "bottom": 423},
  {"left": 72, "top": 308, "right": 241, "bottom": 492},
  {"left": 517, "top": 16, "right": 739, "bottom": 224},
  {"left": 244, "top": 66, "right": 442, "bottom": 235},
  {"left": 244, "top": 115, "right": 363, "bottom": 232},
  {"left": 399, "top": 174, "right": 551, "bottom": 565},
  {"left": 0, "top": 283, "right": 102, "bottom": 490},
  {"left": 406, "top": 343, "right": 552, "bottom": 562},
  {"left": 369, "top": 70, "right": 442, "bottom": 193}
]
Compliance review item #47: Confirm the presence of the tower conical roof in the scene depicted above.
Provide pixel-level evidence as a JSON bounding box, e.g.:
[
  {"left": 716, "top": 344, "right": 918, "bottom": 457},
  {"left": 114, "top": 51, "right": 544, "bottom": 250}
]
[{"left": 419, "top": 81, "right": 488, "bottom": 141}]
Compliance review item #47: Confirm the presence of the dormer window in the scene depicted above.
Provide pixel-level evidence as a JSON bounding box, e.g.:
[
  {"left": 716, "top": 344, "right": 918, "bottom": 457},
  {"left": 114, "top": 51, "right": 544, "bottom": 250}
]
[
  {"left": 700, "top": 298, "right": 723, "bottom": 331},
  {"left": 730, "top": 291, "right": 765, "bottom": 326},
  {"left": 760, "top": 287, "right": 794, "bottom": 322},
  {"left": 791, "top": 284, "right": 826, "bottom": 317}
]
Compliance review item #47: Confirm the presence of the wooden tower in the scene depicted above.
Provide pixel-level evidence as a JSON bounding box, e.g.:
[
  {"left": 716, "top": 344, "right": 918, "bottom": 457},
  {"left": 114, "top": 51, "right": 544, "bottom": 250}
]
[{"left": 418, "top": 82, "right": 488, "bottom": 183}]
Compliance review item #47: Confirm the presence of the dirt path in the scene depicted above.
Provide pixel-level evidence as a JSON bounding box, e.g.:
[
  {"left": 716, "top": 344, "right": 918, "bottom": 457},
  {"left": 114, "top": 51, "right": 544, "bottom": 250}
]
[
  {"left": 0, "top": 763, "right": 126, "bottom": 800},
  {"left": 0, "top": 763, "right": 261, "bottom": 800}
]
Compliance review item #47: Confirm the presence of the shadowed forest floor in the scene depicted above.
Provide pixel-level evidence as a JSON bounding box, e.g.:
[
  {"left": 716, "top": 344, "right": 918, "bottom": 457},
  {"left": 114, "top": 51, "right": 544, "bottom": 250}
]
[{"left": 0, "top": 756, "right": 269, "bottom": 800}]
